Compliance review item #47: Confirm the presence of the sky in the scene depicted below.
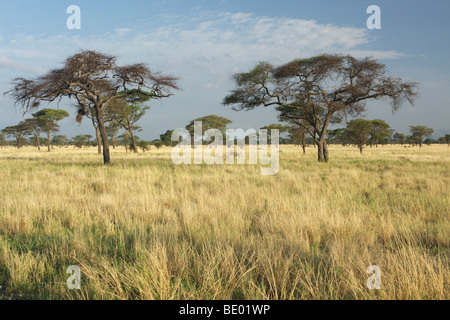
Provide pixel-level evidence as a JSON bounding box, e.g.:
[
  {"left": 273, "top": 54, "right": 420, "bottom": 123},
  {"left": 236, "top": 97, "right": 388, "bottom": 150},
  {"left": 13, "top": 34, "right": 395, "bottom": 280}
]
[{"left": 0, "top": 0, "right": 449, "bottom": 140}]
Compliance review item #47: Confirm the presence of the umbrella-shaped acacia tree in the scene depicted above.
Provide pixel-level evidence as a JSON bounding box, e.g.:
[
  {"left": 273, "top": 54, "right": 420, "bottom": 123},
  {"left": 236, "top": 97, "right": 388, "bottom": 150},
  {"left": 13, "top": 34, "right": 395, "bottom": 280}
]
[
  {"left": 6, "top": 50, "right": 179, "bottom": 164},
  {"left": 224, "top": 54, "right": 418, "bottom": 162}
]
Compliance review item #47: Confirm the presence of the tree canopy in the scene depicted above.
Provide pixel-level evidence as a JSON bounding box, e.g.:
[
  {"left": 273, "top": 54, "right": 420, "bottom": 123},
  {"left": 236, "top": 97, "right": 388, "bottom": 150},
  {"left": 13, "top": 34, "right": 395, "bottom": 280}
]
[
  {"left": 224, "top": 54, "right": 418, "bottom": 162},
  {"left": 6, "top": 50, "right": 179, "bottom": 164},
  {"left": 1, "top": 123, "right": 31, "bottom": 149},
  {"left": 344, "top": 119, "right": 373, "bottom": 154},
  {"left": 32, "top": 108, "right": 69, "bottom": 151},
  {"left": 369, "top": 119, "right": 391, "bottom": 147},
  {"left": 409, "top": 125, "right": 434, "bottom": 148},
  {"left": 104, "top": 91, "right": 151, "bottom": 153},
  {"left": 185, "top": 115, "right": 232, "bottom": 136}
]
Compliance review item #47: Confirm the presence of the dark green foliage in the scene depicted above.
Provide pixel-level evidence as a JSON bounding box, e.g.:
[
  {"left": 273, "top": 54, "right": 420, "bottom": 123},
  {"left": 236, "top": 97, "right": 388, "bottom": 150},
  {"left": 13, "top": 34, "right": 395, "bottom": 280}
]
[
  {"left": 409, "top": 126, "right": 434, "bottom": 148},
  {"left": 344, "top": 119, "right": 373, "bottom": 154}
]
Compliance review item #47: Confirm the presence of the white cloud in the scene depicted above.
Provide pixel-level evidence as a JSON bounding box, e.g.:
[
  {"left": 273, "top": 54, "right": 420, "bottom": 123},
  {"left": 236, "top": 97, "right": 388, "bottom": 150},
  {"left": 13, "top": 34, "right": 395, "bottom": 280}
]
[
  {"left": 347, "top": 50, "right": 407, "bottom": 60},
  {"left": 0, "top": 11, "right": 404, "bottom": 70},
  {"left": 0, "top": 56, "right": 48, "bottom": 75},
  {"left": 114, "top": 28, "right": 132, "bottom": 36}
]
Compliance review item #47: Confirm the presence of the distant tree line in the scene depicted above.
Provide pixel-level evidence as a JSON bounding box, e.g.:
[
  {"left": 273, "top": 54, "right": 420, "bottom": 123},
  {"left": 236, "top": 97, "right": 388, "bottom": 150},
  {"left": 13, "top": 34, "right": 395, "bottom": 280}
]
[
  {"left": 258, "top": 120, "right": 448, "bottom": 155},
  {"left": 327, "top": 121, "right": 448, "bottom": 153},
  {"left": 2, "top": 112, "right": 448, "bottom": 154}
]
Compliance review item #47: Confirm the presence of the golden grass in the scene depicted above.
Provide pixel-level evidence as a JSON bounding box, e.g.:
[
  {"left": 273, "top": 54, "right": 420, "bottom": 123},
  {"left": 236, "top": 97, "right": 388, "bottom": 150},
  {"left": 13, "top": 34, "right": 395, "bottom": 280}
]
[{"left": 0, "top": 144, "right": 448, "bottom": 300}]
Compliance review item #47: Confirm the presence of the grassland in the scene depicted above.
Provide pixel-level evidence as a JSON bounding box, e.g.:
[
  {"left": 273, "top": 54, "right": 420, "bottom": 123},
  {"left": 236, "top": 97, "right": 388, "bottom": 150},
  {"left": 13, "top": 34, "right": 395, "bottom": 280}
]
[{"left": 0, "top": 144, "right": 448, "bottom": 300}]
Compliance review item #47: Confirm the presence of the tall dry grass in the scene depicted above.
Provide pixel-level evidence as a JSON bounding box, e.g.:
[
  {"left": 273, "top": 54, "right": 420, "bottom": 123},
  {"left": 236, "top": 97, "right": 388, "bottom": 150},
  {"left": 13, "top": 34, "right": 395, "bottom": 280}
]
[{"left": 0, "top": 144, "right": 448, "bottom": 300}]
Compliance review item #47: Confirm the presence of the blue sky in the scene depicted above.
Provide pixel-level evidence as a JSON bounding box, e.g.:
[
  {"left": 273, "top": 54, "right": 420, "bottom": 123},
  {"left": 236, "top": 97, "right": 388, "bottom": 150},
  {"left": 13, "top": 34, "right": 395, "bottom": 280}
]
[{"left": 0, "top": 0, "right": 449, "bottom": 139}]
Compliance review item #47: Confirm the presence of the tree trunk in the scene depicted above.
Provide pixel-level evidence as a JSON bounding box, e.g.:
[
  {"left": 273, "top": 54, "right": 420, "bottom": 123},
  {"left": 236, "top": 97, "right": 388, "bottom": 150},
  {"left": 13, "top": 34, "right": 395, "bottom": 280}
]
[
  {"left": 359, "top": 146, "right": 363, "bottom": 154},
  {"left": 316, "top": 113, "right": 332, "bottom": 163},
  {"left": 95, "top": 128, "right": 102, "bottom": 154},
  {"left": 111, "top": 136, "right": 116, "bottom": 149},
  {"left": 47, "top": 131, "right": 51, "bottom": 152},
  {"left": 37, "top": 135, "right": 41, "bottom": 151},
  {"left": 317, "top": 140, "right": 329, "bottom": 162},
  {"left": 129, "top": 130, "right": 138, "bottom": 153},
  {"left": 90, "top": 116, "right": 102, "bottom": 155},
  {"left": 323, "top": 141, "right": 329, "bottom": 162},
  {"left": 317, "top": 141, "right": 323, "bottom": 161},
  {"left": 301, "top": 133, "right": 306, "bottom": 155},
  {"left": 95, "top": 108, "right": 111, "bottom": 165},
  {"left": 317, "top": 141, "right": 325, "bottom": 162}
]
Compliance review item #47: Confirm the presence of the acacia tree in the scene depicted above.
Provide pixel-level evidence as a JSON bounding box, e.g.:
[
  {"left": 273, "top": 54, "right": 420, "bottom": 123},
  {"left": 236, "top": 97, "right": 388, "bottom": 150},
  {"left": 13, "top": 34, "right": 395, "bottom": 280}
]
[
  {"left": 104, "top": 91, "right": 151, "bottom": 153},
  {"left": 327, "top": 128, "right": 348, "bottom": 146},
  {"left": 33, "top": 109, "right": 69, "bottom": 152},
  {"left": 409, "top": 125, "right": 434, "bottom": 148},
  {"left": 186, "top": 115, "right": 232, "bottom": 136},
  {"left": 118, "top": 131, "right": 132, "bottom": 153},
  {"left": 52, "top": 135, "right": 69, "bottom": 147},
  {"left": 160, "top": 130, "right": 176, "bottom": 147},
  {"left": 1, "top": 123, "right": 31, "bottom": 149},
  {"left": 6, "top": 50, "right": 178, "bottom": 165},
  {"left": 289, "top": 126, "right": 309, "bottom": 154},
  {"left": 185, "top": 115, "right": 232, "bottom": 146},
  {"left": 85, "top": 134, "right": 93, "bottom": 146},
  {"left": 424, "top": 138, "right": 434, "bottom": 146},
  {"left": 224, "top": 54, "right": 418, "bottom": 162},
  {"left": 105, "top": 121, "right": 121, "bottom": 149},
  {"left": 344, "top": 119, "right": 373, "bottom": 154},
  {"left": 369, "top": 119, "right": 391, "bottom": 147},
  {"left": 23, "top": 118, "right": 42, "bottom": 150},
  {"left": 279, "top": 109, "right": 315, "bottom": 153},
  {"left": 393, "top": 132, "right": 406, "bottom": 145},
  {"left": 138, "top": 140, "right": 150, "bottom": 153},
  {"left": 71, "top": 135, "right": 88, "bottom": 149},
  {"left": 260, "top": 123, "right": 290, "bottom": 144}
]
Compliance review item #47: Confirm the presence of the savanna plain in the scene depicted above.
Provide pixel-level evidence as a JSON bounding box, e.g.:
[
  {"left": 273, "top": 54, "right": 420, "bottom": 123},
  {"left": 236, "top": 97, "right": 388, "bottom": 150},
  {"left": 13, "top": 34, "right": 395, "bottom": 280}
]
[{"left": 0, "top": 144, "right": 448, "bottom": 300}]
